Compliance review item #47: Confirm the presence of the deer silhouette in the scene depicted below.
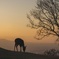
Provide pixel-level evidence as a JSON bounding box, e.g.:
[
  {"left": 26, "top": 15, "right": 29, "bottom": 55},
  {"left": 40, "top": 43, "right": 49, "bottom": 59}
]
[{"left": 14, "top": 38, "right": 26, "bottom": 52}]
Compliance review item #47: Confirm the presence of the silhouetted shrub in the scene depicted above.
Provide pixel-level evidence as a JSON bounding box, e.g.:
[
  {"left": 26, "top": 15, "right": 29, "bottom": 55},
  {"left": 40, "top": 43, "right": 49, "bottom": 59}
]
[{"left": 44, "top": 49, "right": 57, "bottom": 56}]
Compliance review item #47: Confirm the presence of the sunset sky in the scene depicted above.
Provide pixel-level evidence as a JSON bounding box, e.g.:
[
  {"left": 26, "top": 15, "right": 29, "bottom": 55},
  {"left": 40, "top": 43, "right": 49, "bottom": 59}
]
[{"left": 0, "top": 0, "right": 57, "bottom": 43}]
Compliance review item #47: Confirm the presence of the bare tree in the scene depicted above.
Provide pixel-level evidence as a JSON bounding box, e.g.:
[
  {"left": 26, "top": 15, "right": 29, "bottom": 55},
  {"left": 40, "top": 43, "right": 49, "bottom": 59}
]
[{"left": 27, "top": 0, "right": 59, "bottom": 40}]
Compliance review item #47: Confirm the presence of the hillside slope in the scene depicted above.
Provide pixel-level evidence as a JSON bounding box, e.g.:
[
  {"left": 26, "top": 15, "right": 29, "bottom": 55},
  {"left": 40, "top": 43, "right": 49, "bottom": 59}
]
[{"left": 0, "top": 47, "right": 59, "bottom": 59}]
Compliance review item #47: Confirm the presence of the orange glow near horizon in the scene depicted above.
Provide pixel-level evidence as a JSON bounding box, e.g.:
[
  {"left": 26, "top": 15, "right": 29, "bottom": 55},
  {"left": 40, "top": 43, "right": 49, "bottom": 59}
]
[{"left": 0, "top": 0, "right": 57, "bottom": 43}]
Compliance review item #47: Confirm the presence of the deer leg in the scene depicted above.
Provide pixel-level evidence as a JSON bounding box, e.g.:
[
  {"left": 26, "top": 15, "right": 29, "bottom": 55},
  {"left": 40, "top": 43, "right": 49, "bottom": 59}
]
[
  {"left": 16, "top": 46, "right": 18, "bottom": 52},
  {"left": 20, "top": 47, "right": 22, "bottom": 52},
  {"left": 14, "top": 45, "right": 15, "bottom": 51},
  {"left": 15, "top": 45, "right": 18, "bottom": 52},
  {"left": 14, "top": 44, "right": 17, "bottom": 51}
]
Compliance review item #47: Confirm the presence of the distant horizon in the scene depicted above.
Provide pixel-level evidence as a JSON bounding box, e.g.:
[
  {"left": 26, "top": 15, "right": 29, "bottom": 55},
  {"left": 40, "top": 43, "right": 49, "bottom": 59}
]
[{"left": 0, "top": 39, "right": 59, "bottom": 54}]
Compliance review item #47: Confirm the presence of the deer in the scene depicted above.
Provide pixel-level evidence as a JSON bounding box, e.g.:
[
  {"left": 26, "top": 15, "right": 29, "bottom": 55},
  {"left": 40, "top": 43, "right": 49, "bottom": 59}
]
[{"left": 14, "top": 38, "right": 26, "bottom": 52}]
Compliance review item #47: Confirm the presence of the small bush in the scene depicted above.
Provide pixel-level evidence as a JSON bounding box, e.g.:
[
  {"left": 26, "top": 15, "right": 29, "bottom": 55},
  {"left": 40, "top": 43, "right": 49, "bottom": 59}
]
[{"left": 44, "top": 49, "right": 57, "bottom": 56}]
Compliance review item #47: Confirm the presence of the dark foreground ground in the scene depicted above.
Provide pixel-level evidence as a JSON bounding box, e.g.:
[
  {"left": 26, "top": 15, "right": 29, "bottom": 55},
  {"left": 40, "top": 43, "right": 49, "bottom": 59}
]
[{"left": 0, "top": 47, "right": 59, "bottom": 59}]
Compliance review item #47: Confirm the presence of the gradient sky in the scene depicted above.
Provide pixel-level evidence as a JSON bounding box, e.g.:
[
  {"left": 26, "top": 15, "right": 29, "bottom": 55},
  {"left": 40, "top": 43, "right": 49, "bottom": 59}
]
[{"left": 0, "top": 0, "right": 57, "bottom": 43}]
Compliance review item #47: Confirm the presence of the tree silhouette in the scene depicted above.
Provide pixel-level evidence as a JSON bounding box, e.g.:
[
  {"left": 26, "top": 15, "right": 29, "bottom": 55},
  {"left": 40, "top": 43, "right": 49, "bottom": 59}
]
[{"left": 27, "top": 0, "right": 59, "bottom": 40}]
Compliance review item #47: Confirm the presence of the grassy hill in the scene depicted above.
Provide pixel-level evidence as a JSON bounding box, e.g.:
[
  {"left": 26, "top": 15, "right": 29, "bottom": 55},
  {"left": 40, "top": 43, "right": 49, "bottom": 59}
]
[{"left": 0, "top": 47, "right": 59, "bottom": 59}]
